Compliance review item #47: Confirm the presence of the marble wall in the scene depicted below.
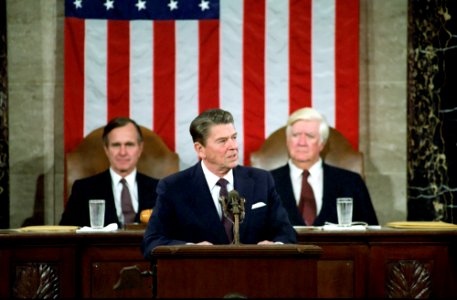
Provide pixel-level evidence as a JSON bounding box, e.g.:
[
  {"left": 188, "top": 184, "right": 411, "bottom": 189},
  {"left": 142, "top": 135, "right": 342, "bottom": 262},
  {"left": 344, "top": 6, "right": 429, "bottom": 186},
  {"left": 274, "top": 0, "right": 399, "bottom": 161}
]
[
  {"left": 5, "top": 0, "right": 408, "bottom": 228},
  {"left": 407, "top": 0, "right": 457, "bottom": 223}
]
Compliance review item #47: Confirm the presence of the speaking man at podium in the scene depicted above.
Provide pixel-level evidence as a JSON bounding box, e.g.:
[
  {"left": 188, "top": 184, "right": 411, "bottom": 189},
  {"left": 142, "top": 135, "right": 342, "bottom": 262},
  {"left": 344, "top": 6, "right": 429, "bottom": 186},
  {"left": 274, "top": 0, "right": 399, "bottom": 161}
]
[{"left": 141, "top": 109, "right": 296, "bottom": 259}]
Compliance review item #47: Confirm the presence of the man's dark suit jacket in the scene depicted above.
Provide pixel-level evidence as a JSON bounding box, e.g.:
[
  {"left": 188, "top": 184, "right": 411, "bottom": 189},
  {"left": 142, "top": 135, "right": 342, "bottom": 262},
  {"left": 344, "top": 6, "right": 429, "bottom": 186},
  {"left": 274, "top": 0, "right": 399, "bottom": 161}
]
[
  {"left": 141, "top": 162, "right": 296, "bottom": 259},
  {"left": 271, "top": 163, "right": 378, "bottom": 226},
  {"left": 59, "top": 170, "right": 158, "bottom": 227}
]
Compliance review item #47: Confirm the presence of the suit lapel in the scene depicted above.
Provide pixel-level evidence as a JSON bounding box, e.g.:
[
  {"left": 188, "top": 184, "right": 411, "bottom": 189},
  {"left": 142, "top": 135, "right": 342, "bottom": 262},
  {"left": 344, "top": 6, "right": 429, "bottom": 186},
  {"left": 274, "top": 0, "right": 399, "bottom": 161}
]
[
  {"left": 233, "top": 166, "right": 255, "bottom": 205},
  {"left": 101, "top": 171, "right": 119, "bottom": 224},
  {"left": 276, "top": 166, "right": 298, "bottom": 211},
  {"left": 189, "top": 163, "right": 228, "bottom": 242},
  {"left": 316, "top": 163, "right": 337, "bottom": 224},
  {"left": 136, "top": 173, "right": 149, "bottom": 211},
  {"left": 275, "top": 165, "right": 305, "bottom": 225},
  {"left": 232, "top": 166, "right": 255, "bottom": 239}
]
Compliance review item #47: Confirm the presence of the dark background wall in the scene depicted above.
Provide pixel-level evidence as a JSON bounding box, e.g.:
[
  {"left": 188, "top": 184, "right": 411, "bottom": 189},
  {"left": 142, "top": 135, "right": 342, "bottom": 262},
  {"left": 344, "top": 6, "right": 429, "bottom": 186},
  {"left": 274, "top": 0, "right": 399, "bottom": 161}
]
[{"left": 408, "top": 0, "right": 457, "bottom": 223}]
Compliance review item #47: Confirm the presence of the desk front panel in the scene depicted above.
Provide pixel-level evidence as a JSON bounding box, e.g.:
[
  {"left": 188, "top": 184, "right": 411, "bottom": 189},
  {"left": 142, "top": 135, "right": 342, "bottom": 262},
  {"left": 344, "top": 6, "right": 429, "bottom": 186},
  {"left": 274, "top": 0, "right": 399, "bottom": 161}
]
[
  {"left": 1, "top": 228, "right": 457, "bottom": 298},
  {"left": 314, "top": 244, "right": 368, "bottom": 298},
  {"left": 0, "top": 231, "right": 150, "bottom": 299},
  {"left": 1, "top": 246, "right": 77, "bottom": 299},
  {"left": 82, "top": 246, "right": 152, "bottom": 298},
  {"left": 369, "top": 244, "right": 451, "bottom": 298},
  {"left": 297, "top": 228, "right": 457, "bottom": 298}
]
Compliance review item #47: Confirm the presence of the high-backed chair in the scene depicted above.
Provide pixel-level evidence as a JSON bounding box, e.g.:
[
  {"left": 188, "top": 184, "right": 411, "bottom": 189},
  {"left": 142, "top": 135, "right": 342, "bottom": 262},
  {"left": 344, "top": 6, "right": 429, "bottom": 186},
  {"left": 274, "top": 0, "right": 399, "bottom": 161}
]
[
  {"left": 65, "top": 126, "right": 179, "bottom": 198},
  {"left": 250, "top": 126, "right": 364, "bottom": 178}
]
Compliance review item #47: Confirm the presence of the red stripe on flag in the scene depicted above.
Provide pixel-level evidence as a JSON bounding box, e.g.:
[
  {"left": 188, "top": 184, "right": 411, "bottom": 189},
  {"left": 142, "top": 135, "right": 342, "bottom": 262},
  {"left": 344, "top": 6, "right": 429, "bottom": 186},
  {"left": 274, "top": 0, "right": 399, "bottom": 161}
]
[
  {"left": 335, "top": 0, "right": 359, "bottom": 149},
  {"left": 153, "top": 21, "right": 176, "bottom": 151},
  {"left": 289, "top": 0, "right": 312, "bottom": 113},
  {"left": 243, "top": 0, "right": 266, "bottom": 166},
  {"left": 107, "top": 21, "right": 130, "bottom": 120},
  {"left": 199, "top": 20, "right": 220, "bottom": 112},
  {"left": 64, "top": 18, "right": 85, "bottom": 154}
]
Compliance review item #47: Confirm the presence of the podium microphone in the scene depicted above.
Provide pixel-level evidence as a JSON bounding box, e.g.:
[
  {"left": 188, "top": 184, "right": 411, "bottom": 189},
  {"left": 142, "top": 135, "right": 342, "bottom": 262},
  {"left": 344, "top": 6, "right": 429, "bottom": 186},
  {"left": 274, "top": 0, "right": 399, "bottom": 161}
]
[
  {"left": 227, "top": 190, "right": 245, "bottom": 245},
  {"left": 227, "top": 190, "right": 245, "bottom": 222}
]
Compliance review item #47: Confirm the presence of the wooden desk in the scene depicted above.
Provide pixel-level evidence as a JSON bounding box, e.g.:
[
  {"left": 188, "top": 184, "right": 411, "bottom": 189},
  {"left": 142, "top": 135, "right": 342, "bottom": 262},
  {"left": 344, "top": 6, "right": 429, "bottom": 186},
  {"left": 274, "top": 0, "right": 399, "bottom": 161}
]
[
  {"left": 296, "top": 227, "right": 457, "bottom": 298},
  {"left": 0, "top": 230, "right": 152, "bottom": 299},
  {"left": 1, "top": 228, "right": 457, "bottom": 298}
]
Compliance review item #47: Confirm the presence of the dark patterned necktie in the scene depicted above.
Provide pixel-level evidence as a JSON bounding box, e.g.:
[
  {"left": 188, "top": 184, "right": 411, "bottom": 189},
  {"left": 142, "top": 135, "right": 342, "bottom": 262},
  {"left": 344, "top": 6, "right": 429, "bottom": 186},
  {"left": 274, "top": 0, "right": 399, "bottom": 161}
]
[
  {"left": 120, "top": 178, "right": 135, "bottom": 224},
  {"left": 298, "top": 170, "right": 316, "bottom": 225},
  {"left": 216, "top": 178, "right": 233, "bottom": 243}
]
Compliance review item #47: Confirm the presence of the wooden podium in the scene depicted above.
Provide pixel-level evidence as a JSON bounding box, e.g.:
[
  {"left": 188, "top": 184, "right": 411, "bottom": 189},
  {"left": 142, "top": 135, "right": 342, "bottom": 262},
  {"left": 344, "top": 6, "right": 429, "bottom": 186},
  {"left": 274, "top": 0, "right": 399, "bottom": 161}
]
[{"left": 151, "top": 244, "right": 322, "bottom": 298}]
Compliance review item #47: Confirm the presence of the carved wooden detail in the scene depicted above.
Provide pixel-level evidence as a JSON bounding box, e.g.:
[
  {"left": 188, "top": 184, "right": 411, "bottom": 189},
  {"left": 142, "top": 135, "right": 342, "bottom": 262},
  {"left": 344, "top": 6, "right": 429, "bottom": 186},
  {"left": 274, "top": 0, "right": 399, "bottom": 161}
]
[
  {"left": 386, "top": 260, "right": 431, "bottom": 298},
  {"left": 113, "top": 265, "right": 153, "bottom": 291},
  {"left": 13, "top": 263, "right": 59, "bottom": 299}
]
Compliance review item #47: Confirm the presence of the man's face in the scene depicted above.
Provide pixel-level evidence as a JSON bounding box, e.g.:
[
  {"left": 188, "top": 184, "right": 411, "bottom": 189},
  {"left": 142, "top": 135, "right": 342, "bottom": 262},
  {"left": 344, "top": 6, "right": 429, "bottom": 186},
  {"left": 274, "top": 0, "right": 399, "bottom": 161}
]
[
  {"left": 287, "top": 119, "right": 324, "bottom": 168},
  {"left": 195, "top": 123, "right": 239, "bottom": 177},
  {"left": 104, "top": 123, "right": 143, "bottom": 177}
]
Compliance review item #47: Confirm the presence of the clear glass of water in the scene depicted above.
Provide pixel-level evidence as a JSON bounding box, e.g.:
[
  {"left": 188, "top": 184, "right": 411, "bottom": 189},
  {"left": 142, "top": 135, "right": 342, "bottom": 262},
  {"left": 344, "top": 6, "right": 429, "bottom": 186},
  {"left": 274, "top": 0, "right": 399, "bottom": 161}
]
[
  {"left": 337, "top": 198, "right": 353, "bottom": 227},
  {"left": 89, "top": 199, "right": 105, "bottom": 229}
]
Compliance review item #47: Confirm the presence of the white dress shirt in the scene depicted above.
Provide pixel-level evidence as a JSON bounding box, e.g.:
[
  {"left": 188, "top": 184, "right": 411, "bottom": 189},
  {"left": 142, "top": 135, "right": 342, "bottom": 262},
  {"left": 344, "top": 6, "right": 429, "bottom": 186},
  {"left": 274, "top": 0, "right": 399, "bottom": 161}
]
[
  {"left": 201, "top": 160, "right": 234, "bottom": 219},
  {"left": 110, "top": 168, "right": 139, "bottom": 224},
  {"left": 288, "top": 159, "right": 323, "bottom": 214}
]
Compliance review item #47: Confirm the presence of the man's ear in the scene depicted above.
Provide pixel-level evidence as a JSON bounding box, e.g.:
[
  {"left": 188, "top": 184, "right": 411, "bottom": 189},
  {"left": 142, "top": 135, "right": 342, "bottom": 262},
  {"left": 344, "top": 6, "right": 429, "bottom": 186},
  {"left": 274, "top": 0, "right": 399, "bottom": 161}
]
[
  {"left": 103, "top": 144, "right": 109, "bottom": 156},
  {"left": 194, "top": 142, "right": 205, "bottom": 159},
  {"left": 138, "top": 141, "right": 144, "bottom": 155}
]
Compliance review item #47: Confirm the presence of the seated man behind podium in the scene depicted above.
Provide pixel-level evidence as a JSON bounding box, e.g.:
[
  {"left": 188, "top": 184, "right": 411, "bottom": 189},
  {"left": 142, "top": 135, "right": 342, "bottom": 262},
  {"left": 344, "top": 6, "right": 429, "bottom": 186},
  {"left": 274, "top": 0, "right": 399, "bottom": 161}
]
[
  {"left": 270, "top": 107, "right": 378, "bottom": 226},
  {"left": 141, "top": 109, "right": 296, "bottom": 259},
  {"left": 60, "top": 117, "right": 159, "bottom": 228}
]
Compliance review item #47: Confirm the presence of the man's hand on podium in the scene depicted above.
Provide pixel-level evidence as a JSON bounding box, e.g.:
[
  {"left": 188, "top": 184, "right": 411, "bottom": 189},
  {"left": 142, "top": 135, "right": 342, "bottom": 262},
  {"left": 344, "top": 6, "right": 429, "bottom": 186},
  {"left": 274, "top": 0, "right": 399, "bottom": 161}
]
[
  {"left": 185, "top": 241, "right": 214, "bottom": 245},
  {"left": 257, "top": 240, "right": 274, "bottom": 245},
  {"left": 258, "top": 240, "right": 284, "bottom": 245}
]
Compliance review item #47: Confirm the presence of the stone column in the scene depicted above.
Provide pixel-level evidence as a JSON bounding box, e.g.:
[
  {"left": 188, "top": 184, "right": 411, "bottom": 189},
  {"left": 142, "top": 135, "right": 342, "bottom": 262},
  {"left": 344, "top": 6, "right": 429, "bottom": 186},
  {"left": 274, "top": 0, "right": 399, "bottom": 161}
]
[{"left": 0, "top": 0, "right": 9, "bottom": 229}]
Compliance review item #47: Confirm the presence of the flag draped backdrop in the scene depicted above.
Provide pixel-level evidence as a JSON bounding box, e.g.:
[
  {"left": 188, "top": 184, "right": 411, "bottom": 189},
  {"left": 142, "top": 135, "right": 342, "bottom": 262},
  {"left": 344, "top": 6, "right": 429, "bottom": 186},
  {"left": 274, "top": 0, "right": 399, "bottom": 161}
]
[{"left": 64, "top": 0, "right": 359, "bottom": 170}]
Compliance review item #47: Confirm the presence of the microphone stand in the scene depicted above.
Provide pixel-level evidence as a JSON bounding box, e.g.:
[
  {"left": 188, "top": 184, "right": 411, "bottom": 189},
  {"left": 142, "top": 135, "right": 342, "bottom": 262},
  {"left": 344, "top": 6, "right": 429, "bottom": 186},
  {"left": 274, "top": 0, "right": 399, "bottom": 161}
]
[{"left": 220, "top": 190, "right": 245, "bottom": 245}]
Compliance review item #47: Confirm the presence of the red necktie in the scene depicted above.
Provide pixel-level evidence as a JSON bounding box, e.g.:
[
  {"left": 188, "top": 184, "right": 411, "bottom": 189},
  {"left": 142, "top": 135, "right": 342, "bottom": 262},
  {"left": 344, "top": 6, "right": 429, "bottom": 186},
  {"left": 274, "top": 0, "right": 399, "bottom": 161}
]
[
  {"left": 217, "top": 178, "right": 233, "bottom": 243},
  {"left": 120, "top": 178, "right": 135, "bottom": 224},
  {"left": 298, "top": 170, "right": 316, "bottom": 225}
]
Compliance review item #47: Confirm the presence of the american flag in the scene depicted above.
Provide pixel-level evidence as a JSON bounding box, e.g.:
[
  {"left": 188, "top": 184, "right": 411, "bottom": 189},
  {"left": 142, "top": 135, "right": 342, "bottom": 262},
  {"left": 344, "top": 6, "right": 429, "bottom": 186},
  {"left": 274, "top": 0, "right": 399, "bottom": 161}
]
[{"left": 64, "top": 0, "right": 359, "bottom": 170}]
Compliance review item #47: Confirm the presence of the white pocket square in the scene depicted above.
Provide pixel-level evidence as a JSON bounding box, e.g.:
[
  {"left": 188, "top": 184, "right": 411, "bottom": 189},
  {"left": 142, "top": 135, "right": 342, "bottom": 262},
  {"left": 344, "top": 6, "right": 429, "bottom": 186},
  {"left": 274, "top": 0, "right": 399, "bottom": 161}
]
[{"left": 251, "top": 202, "right": 266, "bottom": 209}]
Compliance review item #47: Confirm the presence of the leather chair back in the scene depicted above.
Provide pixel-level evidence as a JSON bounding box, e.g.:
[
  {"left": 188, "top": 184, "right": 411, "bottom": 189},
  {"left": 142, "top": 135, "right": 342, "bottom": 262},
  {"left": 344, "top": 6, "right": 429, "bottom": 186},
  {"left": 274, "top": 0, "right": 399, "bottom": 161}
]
[{"left": 250, "top": 126, "right": 364, "bottom": 178}]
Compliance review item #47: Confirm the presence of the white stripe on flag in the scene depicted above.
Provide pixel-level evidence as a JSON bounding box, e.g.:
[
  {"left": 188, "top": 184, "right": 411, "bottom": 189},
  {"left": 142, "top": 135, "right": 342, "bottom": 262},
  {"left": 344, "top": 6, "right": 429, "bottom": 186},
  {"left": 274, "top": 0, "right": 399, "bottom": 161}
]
[
  {"left": 85, "top": 19, "right": 107, "bottom": 135},
  {"left": 265, "top": 0, "right": 290, "bottom": 137},
  {"left": 312, "top": 0, "right": 336, "bottom": 127},
  {"left": 130, "top": 20, "right": 153, "bottom": 129},
  {"left": 176, "top": 21, "right": 200, "bottom": 169},
  {"left": 220, "top": 0, "right": 244, "bottom": 165}
]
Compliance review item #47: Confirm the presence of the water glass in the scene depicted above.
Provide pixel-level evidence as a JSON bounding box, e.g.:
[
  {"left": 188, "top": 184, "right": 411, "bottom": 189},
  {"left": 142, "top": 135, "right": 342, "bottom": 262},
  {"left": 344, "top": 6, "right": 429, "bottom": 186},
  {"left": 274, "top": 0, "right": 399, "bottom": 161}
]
[
  {"left": 89, "top": 199, "right": 105, "bottom": 229},
  {"left": 337, "top": 198, "right": 353, "bottom": 227}
]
